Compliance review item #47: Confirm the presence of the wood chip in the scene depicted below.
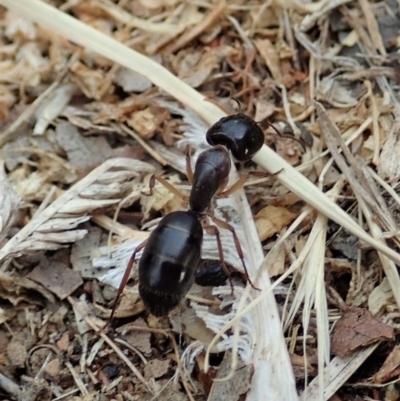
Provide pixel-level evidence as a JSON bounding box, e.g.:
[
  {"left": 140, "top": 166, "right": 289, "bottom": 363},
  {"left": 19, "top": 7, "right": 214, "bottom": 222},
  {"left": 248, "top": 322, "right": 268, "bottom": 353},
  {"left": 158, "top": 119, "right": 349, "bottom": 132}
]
[
  {"left": 331, "top": 307, "right": 394, "bottom": 357},
  {"left": 373, "top": 345, "right": 400, "bottom": 384}
]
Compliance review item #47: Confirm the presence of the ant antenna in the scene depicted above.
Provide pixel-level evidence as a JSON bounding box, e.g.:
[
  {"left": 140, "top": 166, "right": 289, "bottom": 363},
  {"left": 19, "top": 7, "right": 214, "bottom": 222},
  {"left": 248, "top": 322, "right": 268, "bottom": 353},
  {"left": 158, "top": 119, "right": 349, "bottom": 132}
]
[
  {"left": 261, "top": 119, "right": 282, "bottom": 138},
  {"left": 259, "top": 119, "right": 306, "bottom": 152},
  {"left": 230, "top": 96, "right": 242, "bottom": 113},
  {"left": 220, "top": 82, "right": 242, "bottom": 113}
]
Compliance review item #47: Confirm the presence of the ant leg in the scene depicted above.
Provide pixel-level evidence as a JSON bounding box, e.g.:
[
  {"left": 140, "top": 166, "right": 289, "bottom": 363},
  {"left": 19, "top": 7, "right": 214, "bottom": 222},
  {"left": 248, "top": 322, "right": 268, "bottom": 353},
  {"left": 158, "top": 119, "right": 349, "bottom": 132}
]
[
  {"left": 184, "top": 145, "right": 194, "bottom": 184},
  {"left": 144, "top": 174, "right": 187, "bottom": 201},
  {"left": 107, "top": 240, "right": 147, "bottom": 325},
  {"left": 218, "top": 171, "right": 275, "bottom": 198},
  {"left": 211, "top": 215, "right": 260, "bottom": 291},
  {"left": 203, "top": 224, "right": 234, "bottom": 295}
]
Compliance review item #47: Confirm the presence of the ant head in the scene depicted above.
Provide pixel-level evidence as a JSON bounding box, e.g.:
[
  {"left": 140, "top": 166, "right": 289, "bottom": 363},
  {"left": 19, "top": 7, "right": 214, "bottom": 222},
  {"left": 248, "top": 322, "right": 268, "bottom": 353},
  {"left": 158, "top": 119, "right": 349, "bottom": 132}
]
[{"left": 206, "top": 114, "right": 265, "bottom": 162}]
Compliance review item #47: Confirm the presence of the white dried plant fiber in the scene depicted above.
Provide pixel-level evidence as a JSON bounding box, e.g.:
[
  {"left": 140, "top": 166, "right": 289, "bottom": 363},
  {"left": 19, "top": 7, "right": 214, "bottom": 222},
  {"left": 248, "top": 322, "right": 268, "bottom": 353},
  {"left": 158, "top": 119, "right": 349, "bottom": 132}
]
[{"left": 0, "top": 160, "right": 20, "bottom": 242}]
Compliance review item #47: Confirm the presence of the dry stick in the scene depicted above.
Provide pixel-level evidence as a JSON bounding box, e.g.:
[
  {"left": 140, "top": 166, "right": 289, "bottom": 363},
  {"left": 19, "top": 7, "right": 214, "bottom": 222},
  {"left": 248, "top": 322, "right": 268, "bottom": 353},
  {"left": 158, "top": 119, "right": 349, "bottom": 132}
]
[
  {"left": 357, "top": 156, "right": 399, "bottom": 242},
  {"left": 369, "top": 167, "right": 400, "bottom": 221},
  {"left": 67, "top": 296, "right": 150, "bottom": 391},
  {"left": 169, "top": 334, "right": 196, "bottom": 401},
  {"left": 92, "top": 214, "right": 149, "bottom": 240},
  {"left": 114, "top": 339, "right": 148, "bottom": 365},
  {"left": 364, "top": 80, "right": 381, "bottom": 166},
  {"left": 116, "top": 123, "right": 167, "bottom": 166},
  {"left": 52, "top": 389, "right": 80, "bottom": 401},
  {"left": 296, "top": 0, "right": 353, "bottom": 32},
  {"left": 340, "top": 5, "right": 397, "bottom": 104},
  {"left": 301, "top": 102, "right": 400, "bottom": 264},
  {"left": 357, "top": 0, "right": 386, "bottom": 56},
  {"left": 0, "top": 373, "right": 20, "bottom": 399},
  {"left": 65, "top": 361, "right": 88, "bottom": 395},
  {"left": 299, "top": 117, "right": 373, "bottom": 174}
]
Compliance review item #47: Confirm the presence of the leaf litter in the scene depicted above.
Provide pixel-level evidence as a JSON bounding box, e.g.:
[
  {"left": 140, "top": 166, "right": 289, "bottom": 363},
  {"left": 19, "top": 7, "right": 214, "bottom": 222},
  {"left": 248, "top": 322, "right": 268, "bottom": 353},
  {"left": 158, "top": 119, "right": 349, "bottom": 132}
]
[{"left": 0, "top": 1, "right": 400, "bottom": 401}]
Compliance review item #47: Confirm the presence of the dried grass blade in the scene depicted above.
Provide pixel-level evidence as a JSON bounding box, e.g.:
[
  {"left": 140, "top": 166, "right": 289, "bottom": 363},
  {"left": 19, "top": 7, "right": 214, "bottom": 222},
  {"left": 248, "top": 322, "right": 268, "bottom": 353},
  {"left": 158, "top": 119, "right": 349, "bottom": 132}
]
[
  {"left": 0, "top": 161, "right": 19, "bottom": 242},
  {"left": 301, "top": 344, "right": 379, "bottom": 400},
  {"left": 357, "top": 0, "right": 386, "bottom": 55},
  {"left": 253, "top": 144, "right": 400, "bottom": 266},
  {"left": 0, "top": 158, "right": 132, "bottom": 262},
  {"left": 356, "top": 194, "right": 400, "bottom": 310}
]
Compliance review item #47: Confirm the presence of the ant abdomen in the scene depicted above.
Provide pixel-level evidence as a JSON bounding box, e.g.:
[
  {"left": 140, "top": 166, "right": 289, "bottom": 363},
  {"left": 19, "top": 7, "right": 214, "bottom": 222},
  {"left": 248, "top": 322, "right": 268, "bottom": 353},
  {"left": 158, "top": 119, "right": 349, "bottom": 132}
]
[
  {"left": 206, "top": 113, "right": 265, "bottom": 162},
  {"left": 138, "top": 210, "right": 203, "bottom": 316}
]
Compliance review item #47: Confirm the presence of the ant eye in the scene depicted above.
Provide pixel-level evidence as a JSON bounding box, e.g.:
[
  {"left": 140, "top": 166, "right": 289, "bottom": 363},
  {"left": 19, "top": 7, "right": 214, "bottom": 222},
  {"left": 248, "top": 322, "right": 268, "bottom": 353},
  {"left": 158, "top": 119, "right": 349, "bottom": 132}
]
[{"left": 206, "top": 113, "right": 265, "bottom": 162}]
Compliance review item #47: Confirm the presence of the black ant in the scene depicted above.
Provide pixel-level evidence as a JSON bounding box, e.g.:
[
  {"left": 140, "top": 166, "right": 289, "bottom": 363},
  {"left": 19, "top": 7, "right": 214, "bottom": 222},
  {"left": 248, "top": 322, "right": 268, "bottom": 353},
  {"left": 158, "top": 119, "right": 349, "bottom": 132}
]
[{"left": 109, "top": 113, "right": 267, "bottom": 319}]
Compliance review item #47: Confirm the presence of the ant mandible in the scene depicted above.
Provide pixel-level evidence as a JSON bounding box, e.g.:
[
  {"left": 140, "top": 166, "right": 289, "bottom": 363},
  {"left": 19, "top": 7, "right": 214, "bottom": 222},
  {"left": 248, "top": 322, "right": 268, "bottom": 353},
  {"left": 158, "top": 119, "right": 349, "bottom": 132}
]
[{"left": 109, "top": 112, "right": 267, "bottom": 319}]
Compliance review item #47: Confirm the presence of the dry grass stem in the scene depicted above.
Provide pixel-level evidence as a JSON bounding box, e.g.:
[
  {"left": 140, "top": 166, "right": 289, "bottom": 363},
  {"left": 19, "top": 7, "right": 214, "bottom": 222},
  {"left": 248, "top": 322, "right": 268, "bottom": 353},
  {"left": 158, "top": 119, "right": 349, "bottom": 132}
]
[{"left": 301, "top": 344, "right": 379, "bottom": 401}]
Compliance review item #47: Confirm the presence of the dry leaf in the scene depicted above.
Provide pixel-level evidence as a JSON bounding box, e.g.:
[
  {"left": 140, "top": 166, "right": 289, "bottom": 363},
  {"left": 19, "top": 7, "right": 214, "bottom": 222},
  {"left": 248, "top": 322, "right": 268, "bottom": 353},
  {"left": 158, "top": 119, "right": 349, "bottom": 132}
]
[
  {"left": 144, "top": 358, "right": 171, "bottom": 380},
  {"left": 121, "top": 318, "right": 152, "bottom": 354},
  {"left": 114, "top": 67, "right": 153, "bottom": 93},
  {"left": 111, "top": 285, "right": 141, "bottom": 318},
  {"left": 0, "top": 270, "right": 55, "bottom": 305},
  {"left": 126, "top": 107, "right": 158, "bottom": 139},
  {"left": 7, "top": 341, "right": 27, "bottom": 368},
  {"left": 255, "top": 205, "right": 297, "bottom": 241},
  {"left": 207, "top": 350, "right": 253, "bottom": 401},
  {"left": 26, "top": 259, "right": 83, "bottom": 300},
  {"left": 70, "top": 60, "right": 107, "bottom": 100},
  {"left": 346, "top": 264, "right": 378, "bottom": 307},
  {"left": 71, "top": 296, "right": 105, "bottom": 335},
  {"left": 177, "top": 50, "right": 219, "bottom": 88},
  {"left": 55, "top": 121, "right": 114, "bottom": 175},
  {"left": 290, "top": 353, "right": 315, "bottom": 379},
  {"left": 171, "top": 307, "right": 217, "bottom": 351},
  {"left": 254, "top": 39, "right": 282, "bottom": 82},
  {"left": 71, "top": 226, "right": 104, "bottom": 278},
  {"left": 378, "top": 116, "right": 400, "bottom": 180},
  {"left": 34, "top": 83, "right": 76, "bottom": 135},
  {"left": 368, "top": 277, "right": 395, "bottom": 316},
  {"left": 265, "top": 243, "right": 286, "bottom": 277}
]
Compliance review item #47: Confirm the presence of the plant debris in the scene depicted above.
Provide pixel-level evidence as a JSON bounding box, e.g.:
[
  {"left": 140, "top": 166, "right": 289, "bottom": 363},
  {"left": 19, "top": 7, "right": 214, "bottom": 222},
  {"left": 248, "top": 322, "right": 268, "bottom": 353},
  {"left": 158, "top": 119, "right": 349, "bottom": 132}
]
[
  {"left": 0, "top": 0, "right": 400, "bottom": 400},
  {"left": 331, "top": 307, "right": 394, "bottom": 357}
]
